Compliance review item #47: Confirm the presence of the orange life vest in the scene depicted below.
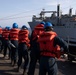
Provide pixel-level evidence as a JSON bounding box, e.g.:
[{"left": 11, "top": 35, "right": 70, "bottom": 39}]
[
  {"left": 38, "top": 31, "right": 61, "bottom": 58},
  {"left": 2, "top": 29, "right": 10, "bottom": 40},
  {"left": 32, "top": 24, "right": 44, "bottom": 40},
  {"left": 0, "top": 28, "right": 2, "bottom": 34},
  {"left": 10, "top": 28, "right": 19, "bottom": 40},
  {"left": 18, "top": 29, "right": 30, "bottom": 47}
]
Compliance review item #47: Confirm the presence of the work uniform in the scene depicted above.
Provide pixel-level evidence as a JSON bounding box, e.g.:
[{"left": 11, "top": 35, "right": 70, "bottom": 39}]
[
  {"left": 2, "top": 28, "right": 11, "bottom": 59},
  {"left": 28, "top": 24, "right": 44, "bottom": 75},
  {"left": 38, "top": 31, "right": 68, "bottom": 75},
  {"left": 10, "top": 28, "right": 19, "bottom": 66},
  {"left": 17, "top": 29, "right": 30, "bottom": 73}
]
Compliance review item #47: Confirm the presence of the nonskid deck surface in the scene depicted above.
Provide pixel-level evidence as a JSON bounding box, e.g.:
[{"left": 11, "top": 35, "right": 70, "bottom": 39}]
[{"left": 0, "top": 53, "right": 76, "bottom": 75}]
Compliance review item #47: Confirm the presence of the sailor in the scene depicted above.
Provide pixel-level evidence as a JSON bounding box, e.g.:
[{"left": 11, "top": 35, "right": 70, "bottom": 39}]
[
  {"left": 28, "top": 22, "right": 45, "bottom": 75},
  {"left": 17, "top": 25, "right": 30, "bottom": 75},
  {"left": 9, "top": 23, "right": 20, "bottom": 66},
  {"left": 2, "top": 26, "right": 11, "bottom": 59},
  {"left": 0, "top": 26, "right": 3, "bottom": 52},
  {"left": 37, "top": 22, "right": 68, "bottom": 75}
]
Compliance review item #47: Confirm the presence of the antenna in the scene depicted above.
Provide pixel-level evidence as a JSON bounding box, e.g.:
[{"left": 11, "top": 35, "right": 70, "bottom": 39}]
[{"left": 69, "top": 8, "right": 73, "bottom": 16}]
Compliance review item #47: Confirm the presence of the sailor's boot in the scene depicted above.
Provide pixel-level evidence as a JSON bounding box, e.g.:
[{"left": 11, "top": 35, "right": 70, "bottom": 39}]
[
  {"left": 11, "top": 60, "right": 14, "bottom": 66},
  {"left": 12, "top": 60, "right": 16, "bottom": 67},
  {"left": 22, "top": 69, "right": 26, "bottom": 75},
  {"left": 16, "top": 66, "right": 20, "bottom": 72}
]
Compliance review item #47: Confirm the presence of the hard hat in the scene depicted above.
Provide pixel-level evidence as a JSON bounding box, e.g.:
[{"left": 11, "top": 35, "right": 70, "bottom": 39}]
[
  {"left": 12, "top": 23, "right": 18, "bottom": 28},
  {"left": 5, "top": 26, "right": 11, "bottom": 30},
  {"left": 40, "top": 21, "right": 45, "bottom": 25},
  {"left": 21, "top": 25, "right": 28, "bottom": 30},
  {"left": 5, "top": 26, "right": 8, "bottom": 29},
  {"left": 8, "top": 27, "right": 11, "bottom": 30},
  {"left": 44, "top": 22, "right": 53, "bottom": 28}
]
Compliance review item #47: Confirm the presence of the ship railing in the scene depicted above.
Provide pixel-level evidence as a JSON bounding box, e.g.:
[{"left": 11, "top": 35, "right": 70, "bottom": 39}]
[{"left": 60, "top": 36, "right": 76, "bottom": 46}]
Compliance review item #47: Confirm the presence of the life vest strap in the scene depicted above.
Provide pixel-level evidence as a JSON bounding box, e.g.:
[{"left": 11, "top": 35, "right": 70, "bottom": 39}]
[
  {"left": 40, "top": 50, "right": 56, "bottom": 56},
  {"left": 40, "top": 50, "right": 55, "bottom": 53},
  {"left": 11, "top": 38, "right": 18, "bottom": 40}
]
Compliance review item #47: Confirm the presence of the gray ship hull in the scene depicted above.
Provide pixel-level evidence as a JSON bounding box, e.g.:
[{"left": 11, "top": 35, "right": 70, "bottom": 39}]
[
  {"left": 28, "top": 21, "right": 40, "bottom": 31},
  {"left": 28, "top": 4, "right": 76, "bottom": 60}
]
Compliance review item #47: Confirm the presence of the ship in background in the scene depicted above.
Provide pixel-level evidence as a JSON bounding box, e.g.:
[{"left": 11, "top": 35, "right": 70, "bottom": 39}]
[{"left": 28, "top": 4, "right": 76, "bottom": 61}]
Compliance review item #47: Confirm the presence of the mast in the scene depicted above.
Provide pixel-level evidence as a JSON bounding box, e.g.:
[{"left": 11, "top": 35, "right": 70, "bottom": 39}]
[
  {"left": 69, "top": 8, "right": 73, "bottom": 17},
  {"left": 57, "top": 4, "right": 61, "bottom": 25}
]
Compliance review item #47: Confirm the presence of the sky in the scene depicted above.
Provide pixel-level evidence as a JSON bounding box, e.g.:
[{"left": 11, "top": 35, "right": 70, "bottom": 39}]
[{"left": 0, "top": 0, "right": 76, "bottom": 29}]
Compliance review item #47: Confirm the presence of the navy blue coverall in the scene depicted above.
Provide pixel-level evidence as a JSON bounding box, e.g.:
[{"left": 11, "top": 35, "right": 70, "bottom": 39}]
[
  {"left": 28, "top": 31, "right": 40, "bottom": 75},
  {"left": 18, "top": 43, "right": 29, "bottom": 70}
]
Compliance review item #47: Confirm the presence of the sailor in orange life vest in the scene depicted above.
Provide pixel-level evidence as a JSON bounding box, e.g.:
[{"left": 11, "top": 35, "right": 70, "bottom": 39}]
[
  {"left": 9, "top": 23, "right": 20, "bottom": 66},
  {"left": 0, "top": 26, "right": 3, "bottom": 52},
  {"left": 28, "top": 22, "right": 45, "bottom": 75},
  {"left": 17, "top": 25, "right": 30, "bottom": 75},
  {"left": 37, "top": 22, "right": 68, "bottom": 75},
  {"left": 2, "top": 26, "right": 11, "bottom": 59}
]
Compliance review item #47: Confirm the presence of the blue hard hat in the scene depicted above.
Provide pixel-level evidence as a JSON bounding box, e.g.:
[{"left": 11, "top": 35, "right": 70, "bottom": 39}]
[
  {"left": 5, "top": 26, "right": 11, "bottom": 30},
  {"left": 22, "top": 25, "right": 28, "bottom": 29},
  {"left": 12, "top": 23, "right": 18, "bottom": 28},
  {"left": 0, "top": 26, "right": 1, "bottom": 28},
  {"left": 5, "top": 26, "right": 8, "bottom": 29},
  {"left": 44, "top": 22, "right": 53, "bottom": 28},
  {"left": 40, "top": 21, "right": 45, "bottom": 25},
  {"left": 8, "top": 27, "right": 11, "bottom": 30}
]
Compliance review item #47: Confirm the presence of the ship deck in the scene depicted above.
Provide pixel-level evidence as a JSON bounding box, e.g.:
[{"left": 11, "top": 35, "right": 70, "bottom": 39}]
[{"left": 0, "top": 53, "right": 76, "bottom": 75}]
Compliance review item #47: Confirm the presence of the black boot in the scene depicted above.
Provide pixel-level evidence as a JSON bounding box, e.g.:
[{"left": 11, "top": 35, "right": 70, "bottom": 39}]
[
  {"left": 12, "top": 60, "right": 16, "bottom": 67},
  {"left": 16, "top": 66, "right": 20, "bottom": 72},
  {"left": 11, "top": 60, "right": 14, "bottom": 66},
  {"left": 22, "top": 69, "right": 26, "bottom": 75}
]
